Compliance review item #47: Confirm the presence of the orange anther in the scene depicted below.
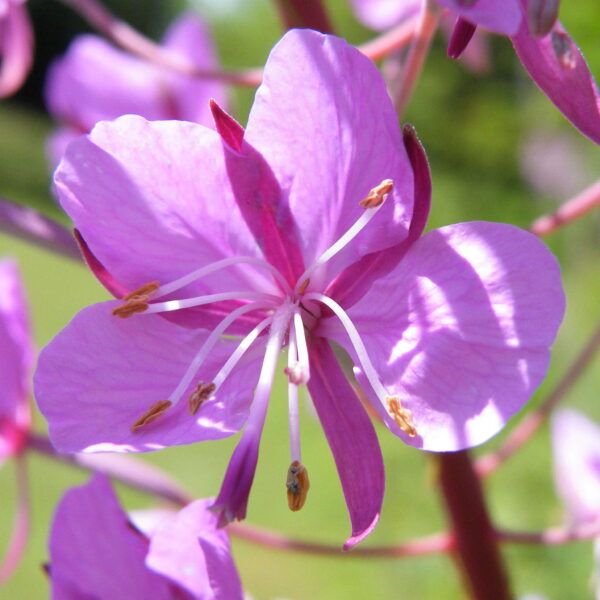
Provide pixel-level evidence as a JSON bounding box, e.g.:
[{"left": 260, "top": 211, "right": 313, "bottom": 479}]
[
  {"left": 131, "top": 400, "right": 172, "bottom": 432},
  {"left": 123, "top": 281, "right": 159, "bottom": 301},
  {"left": 113, "top": 281, "right": 159, "bottom": 318},
  {"left": 387, "top": 396, "right": 417, "bottom": 437},
  {"left": 286, "top": 460, "right": 310, "bottom": 511},
  {"left": 359, "top": 179, "right": 393, "bottom": 209},
  {"left": 188, "top": 382, "right": 216, "bottom": 415}
]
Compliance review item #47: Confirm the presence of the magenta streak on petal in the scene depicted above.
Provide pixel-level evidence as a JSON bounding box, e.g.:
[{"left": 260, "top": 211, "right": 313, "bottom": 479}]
[
  {"left": 306, "top": 337, "right": 384, "bottom": 550},
  {"left": 325, "top": 124, "right": 431, "bottom": 309},
  {"left": 447, "top": 17, "right": 477, "bottom": 60},
  {"left": 0, "top": 2, "right": 33, "bottom": 98},
  {"left": 74, "top": 229, "right": 129, "bottom": 298},
  {"left": 211, "top": 103, "right": 305, "bottom": 289},
  {"left": 512, "top": 19, "right": 600, "bottom": 145}
]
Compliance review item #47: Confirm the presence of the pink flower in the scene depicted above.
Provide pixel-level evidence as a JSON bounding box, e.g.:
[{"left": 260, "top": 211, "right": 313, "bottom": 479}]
[
  {"left": 0, "top": 0, "right": 33, "bottom": 97},
  {"left": 351, "top": 0, "right": 600, "bottom": 145},
  {"left": 0, "top": 258, "right": 32, "bottom": 465},
  {"left": 35, "top": 29, "right": 564, "bottom": 548},
  {"left": 552, "top": 409, "right": 600, "bottom": 525},
  {"left": 44, "top": 12, "right": 226, "bottom": 164},
  {"left": 48, "top": 473, "right": 243, "bottom": 599}
]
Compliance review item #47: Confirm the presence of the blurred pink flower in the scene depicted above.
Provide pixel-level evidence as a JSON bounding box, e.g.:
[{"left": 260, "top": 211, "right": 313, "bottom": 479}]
[
  {"left": 48, "top": 473, "right": 243, "bottom": 599},
  {"left": 0, "top": 0, "right": 33, "bottom": 97},
  {"left": 35, "top": 29, "right": 564, "bottom": 548},
  {"left": 44, "top": 12, "right": 226, "bottom": 164}
]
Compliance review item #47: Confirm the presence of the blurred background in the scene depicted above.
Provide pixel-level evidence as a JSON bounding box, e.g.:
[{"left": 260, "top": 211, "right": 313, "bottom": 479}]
[{"left": 1, "top": 0, "right": 600, "bottom": 598}]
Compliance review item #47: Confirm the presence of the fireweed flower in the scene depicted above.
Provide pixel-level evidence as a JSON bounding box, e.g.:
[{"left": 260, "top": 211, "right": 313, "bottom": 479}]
[
  {"left": 352, "top": 0, "right": 600, "bottom": 145},
  {"left": 48, "top": 473, "right": 243, "bottom": 599},
  {"left": 0, "top": 0, "right": 33, "bottom": 97},
  {"left": 0, "top": 258, "right": 33, "bottom": 581},
  {"left": 35, "top": 29, "right": 565, "bottom": 547},
  {"left": 44, "top": 12, "right": 226, "bottom": 165}
]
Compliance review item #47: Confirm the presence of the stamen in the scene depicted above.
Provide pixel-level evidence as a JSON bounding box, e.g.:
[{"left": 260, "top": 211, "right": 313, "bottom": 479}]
[
  {"left": 155, "top": 256, "right": 292, "bottom": 298},
  {"left": 294, "top": 179, "right": 393, "bottom": 294},
  {"left": 293, "top": 311, "right": 310, "bottom": 384},
  {"left": 188, "top": 382, "right": 216, "bottom": 415},
  {"left": 131, "top": 400, "right": 172, "bottom": 432},
  {"left": 304, "top": 291, "right": 418, "bottom": 437},
  {"left": 359, "top": 179, "right": 393, "bottom": 208},
  {"left": 286, "top": 461, "right": 310, "bottom": 511},
  {"left": 143, "top": 291, "right": 279, "bottom": 314},
  {"left": 168, "top": 301, "right": 270, "bottom": 408},
  {"left": 112, "top": 282, "right": 159, "bottom": 318},
  {"left": 387, "top": 396, "right": 417, "bottom": 437},
  {"left": 286, "top": 322, "right": 302, "bottom": 463}
]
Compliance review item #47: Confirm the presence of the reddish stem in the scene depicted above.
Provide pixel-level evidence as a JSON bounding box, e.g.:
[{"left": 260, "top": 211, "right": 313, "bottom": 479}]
[
  {"left": 438, "top": 451, "right": 513, "bottom": 600},
  {"left": 272, "top": 0, "right": 334, "bottom": 33},
  {"left": 530, "top": 179, "right": 600, "bottom": 236},
  {"left": 476, "top": 316, "right": 600, "bottom": 477},
  {"left": 498, "top": 518, "right": 600, "bottom": 545}
]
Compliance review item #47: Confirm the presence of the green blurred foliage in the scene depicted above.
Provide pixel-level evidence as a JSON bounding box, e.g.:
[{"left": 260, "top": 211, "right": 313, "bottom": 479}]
[{"left": 1, "top": 1, "right": 600, "bottom": 599}]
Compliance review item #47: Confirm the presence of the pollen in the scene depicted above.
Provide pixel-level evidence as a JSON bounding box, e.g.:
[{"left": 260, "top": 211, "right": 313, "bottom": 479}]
[
  {"left": 131, "top": 399, "right": 172, "bottom": 432},
  {"left": 188, "top": 381, "right": 216, "bottom": 415},
  {"left": 386, "top": 396, "right": 417, "bottom": 437},
  {"left": 112, "top": 281, "right": 159, "bottom": 319},
  {"left": 297, "top": 278, "right": 310, "bottom": 295},
  {"left": 286, "top": 460, "right": 310, "bottom": 511},
  {"left": 359, "top": 179, "right": 393, "bottom": 209}
]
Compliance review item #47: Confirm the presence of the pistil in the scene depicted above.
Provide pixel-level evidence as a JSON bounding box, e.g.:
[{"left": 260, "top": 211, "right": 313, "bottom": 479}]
[{"left": 286, "top": 461, "right": 310, "bottom": 511}]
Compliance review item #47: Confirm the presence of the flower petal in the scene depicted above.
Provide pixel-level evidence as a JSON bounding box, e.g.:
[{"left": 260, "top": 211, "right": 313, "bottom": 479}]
[
  {"left": 349, "top": 0, "right": 420, "bottom": 31},
  {"left": 512, "top": 20, "right": 600, "bottom": 145},
  {"left": 0, "top": 259, "right": 32, "bottom": 463},
  {"left": 245, "top": 29, "right": 414, "bottom": 288},
  {"left": 438, "top": 0, "right": 523, "bottom": 36},
  {"left": 49, "top": 473, "right": 176, "bottom": 599},
  {"left": 146, "top": 498, "right": 243, "bottom": 599},
  {"left": 34, "top": 302, "right": 263, "bottom": 453},
  {"left": 320, "top": 222, "right": 565, "bottom": 451},
  {"left": 54, "top": 116, "right": 277, "bottom": 298},
  {"left": 0, "top": 2, "right": 33, "bottom": 97},
  {"left": 552, "top": 409, "right": 600, "bottom": 525},
  {"left": 307, "top": 338, "right": 384, "bottom": 549}
]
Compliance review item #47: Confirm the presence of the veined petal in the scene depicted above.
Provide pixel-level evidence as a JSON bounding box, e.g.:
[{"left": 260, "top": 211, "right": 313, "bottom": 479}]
[
  {"left": 0, "top": 2, "right": 33, "bottom": 98},
  {"left": 146, "top": 498, "right": 243, "bottom": 600},
  {"left": 246, "top": 29, "right": 414, "bottom": 289},
  {"left": 307, "top": 338, "right": 384, "bottom": 549},
  {"left": 0, "top": 259, "right": 32, "bottom": 463},
  {"left": 49, "top": 474, "right": 177, "bottom": 600},
  {"left": 320, "top": 222, "right": 565, "bottom": 451},
  {"left": 34, "top": 302, "right": 264, "bottom": 454},
  {"left": 512, "top": 19, "right": 600, "bottom": 145},
  {"left": 438, "top": 0, "right": 523, "bottom": 36},
  {"left": 54, "top": 117, "right": 277, "bottom": 298},
  {"left": 552, "top": 409, "right": 600, "bottom": 525}
]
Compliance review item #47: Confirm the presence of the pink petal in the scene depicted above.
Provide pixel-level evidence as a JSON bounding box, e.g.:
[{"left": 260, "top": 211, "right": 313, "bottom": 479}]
[
  {"left": 245, "top": 29, "right": 414, "bottom": 288},
  {"left": 49, "top": 474, "right": 176, "bottom": 599},
  {"left": 54, "top": 117, "right": 277, "bottom": 300},
  {"left": 320, "top": 222, "right": 565, "bottom": 451},
  {"left": 307, "top": 338, "right": 384, "bottom": 549},
  {"left": 0, "top": 259, "right": 32, "bottom": 462},
  {"left": 552, "top": 409, "right": 600, "bottom": 524},
  {"left": 34, "top": 302, "right": 263, "bottom": 453},
  {"left": 161, "top": 12, "right": 228, "bottom": 125},
  {"left": 512, "top": 19, "right": 600, "bottom": 145},
  {"left": 146, "top": 498, "right": 243, "bottom": 599},
  {"left": 438, "top": 0, "right": 523, "bottom": 35},
  {"left": 349, "top": 0, "right": 420, "bottom": 31},
  {"left": 0, "top": 2, "right": 33, "bottom": 97}
]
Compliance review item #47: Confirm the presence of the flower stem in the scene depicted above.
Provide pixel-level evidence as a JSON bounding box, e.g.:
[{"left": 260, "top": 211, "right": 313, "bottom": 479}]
[
  {"left": 393, "top": 0, "right": 441, "bottom": 117},
  {"left": 476, "top": 316, "right": 600, "bottom": 477},
  {"left": 272, "top": 0, "right": 334, "bottom": 33},
  {"left": 529, "top": 179, "right": 600, "bottom": 236},
  {"left": 498, "top": 518, "right": 600, "bottom": 545},
  {"left": 437, "top": 451, "right": 513, "bottom": 600}
]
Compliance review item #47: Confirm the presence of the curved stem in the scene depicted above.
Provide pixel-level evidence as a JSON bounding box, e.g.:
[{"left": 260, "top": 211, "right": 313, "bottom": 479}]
[
  {"left": 56, "top": 0, "right": 415, "bottom": 87},
  {"left": 393, "top": 0, "right": 441, "bottom": 117},
  {"left": 476, "top": 316, "right": 600, "bottom": 477},
  {"left": 529, "top": 179, "right": 600, "bottom": 237},
  {"left": 438, "top": 451, "right": 513, "bottom": 600},
  {"left": 0, "top": 453, "right": 30, "bottom": 582},
  {"left": 498, "top": 518, "right": 600, "bottom": 545}
]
